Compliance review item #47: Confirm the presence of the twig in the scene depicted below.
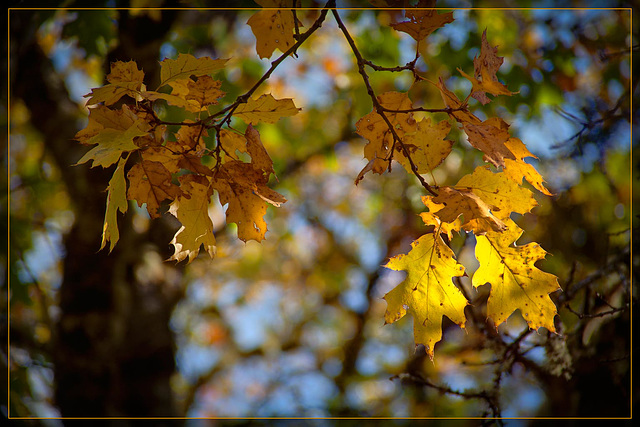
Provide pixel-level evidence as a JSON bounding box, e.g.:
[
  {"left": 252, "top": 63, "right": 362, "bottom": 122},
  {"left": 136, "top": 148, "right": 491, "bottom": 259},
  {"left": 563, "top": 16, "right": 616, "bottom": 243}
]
[{"left": 332, "top": 9, "right": 438, "bottom": 196}]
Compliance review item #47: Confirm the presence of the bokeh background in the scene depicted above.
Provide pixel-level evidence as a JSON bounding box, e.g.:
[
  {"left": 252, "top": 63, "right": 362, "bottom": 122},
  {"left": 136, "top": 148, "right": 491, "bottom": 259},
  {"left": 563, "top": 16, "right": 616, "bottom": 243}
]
[{"left": 4, "top": 1, "right": 636, "bottom": 422}]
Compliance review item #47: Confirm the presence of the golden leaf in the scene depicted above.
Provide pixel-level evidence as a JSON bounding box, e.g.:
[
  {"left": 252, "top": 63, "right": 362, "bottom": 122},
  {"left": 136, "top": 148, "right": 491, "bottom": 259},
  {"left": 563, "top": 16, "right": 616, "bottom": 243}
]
[
  {"left": 428, "top": 186, "right": 507, "bottom": 234},
  {"left": 503, "top": 138, "right": 554, "bottom": 196},
  {"left": 419, "top": 196, "right": 462, "bottom": 241},
  {"left": 168, "top": 175, "right": 217, "bottom": 263},
  {"left": 355, "top": 91, "right": 417, "bottom": 176},
  {"left": 233, "top": 93, "right": 300, "bottom": 125},
  {"left": 101, "top": 157, "right": 128, "bottom": 252},
  {"left": 473, "top": 218, "right": 560, "bottom": 331},
  {"left": 76, "top": 117, "right": 147, "bottom": 168},
  {"left": 396, "top": 118, "right": 453, "bottom": 174},
  {"left": 384, "top": 232, "right": 467, "bottom": 360},
  {"left": 454, "top": 166, "right": 538, "bottom": 221},
  {"left": 247, "top": 1, "right": 299, "bottom": 59},
  {"left": 458, "top": 30, "right": 517, "bottom": 105},
  {"left": 433, "top": 77, "right": 481, "bottom": 125},
  {"left": 159, "top": 53, "right": 228, "bottom": 88},
  {"left": 463, "top": 117, "right": 516, "bottom": 169}
]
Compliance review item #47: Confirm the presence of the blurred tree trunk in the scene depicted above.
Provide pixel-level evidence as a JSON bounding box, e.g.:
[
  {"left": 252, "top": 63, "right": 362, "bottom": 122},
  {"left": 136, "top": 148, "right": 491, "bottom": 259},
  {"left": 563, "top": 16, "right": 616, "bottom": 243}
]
[{"left": 10, "top": 9, "right": 184, "bottom": 419}]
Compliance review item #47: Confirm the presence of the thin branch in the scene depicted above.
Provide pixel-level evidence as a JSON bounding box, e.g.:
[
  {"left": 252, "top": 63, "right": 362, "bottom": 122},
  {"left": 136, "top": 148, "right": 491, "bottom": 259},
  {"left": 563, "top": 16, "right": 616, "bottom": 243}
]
[
  {"left": 209, "top": 0, "right": 335, "bottom": 131},
  {"left": 332, "top": 9, "right": 438, "bottom": 196}
]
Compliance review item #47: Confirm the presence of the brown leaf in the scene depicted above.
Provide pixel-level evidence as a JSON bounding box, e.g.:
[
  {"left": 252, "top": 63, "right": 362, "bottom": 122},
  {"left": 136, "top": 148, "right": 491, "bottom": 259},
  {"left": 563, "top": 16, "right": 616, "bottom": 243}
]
[
  {"left": 458, "top": 30, "right": 517, "bottom": 104},
  {"left": 390, "top": 3, "right": 454, "bottom": 43},
  {"left": 429, "top": 186, "right": 506, "bottom": 234},
  {"left": 355, "top": 91, "right": 417, "bottom": 176},
  {"left": 127, "top": 160, "right": 182, "bottom": 218},
  {"left": 463, "top": 117, "right": 515, "bottom": 168}
]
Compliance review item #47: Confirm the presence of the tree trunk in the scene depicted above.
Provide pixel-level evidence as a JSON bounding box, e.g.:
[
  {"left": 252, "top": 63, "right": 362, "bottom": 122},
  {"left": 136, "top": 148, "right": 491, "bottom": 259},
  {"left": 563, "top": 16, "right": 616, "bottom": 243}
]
[{"left": 10, "top": 8, "right": 184, "bottom": 420}]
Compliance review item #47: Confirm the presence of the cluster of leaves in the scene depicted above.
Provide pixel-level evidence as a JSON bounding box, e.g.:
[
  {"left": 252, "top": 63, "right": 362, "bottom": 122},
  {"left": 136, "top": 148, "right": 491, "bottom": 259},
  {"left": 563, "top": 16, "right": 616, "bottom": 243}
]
[
  {"left": 76, "top": 54, "right": 297, "bottom": 263},
  {"left": 76, "top": 2, "right": 560, "bottom": 359}
]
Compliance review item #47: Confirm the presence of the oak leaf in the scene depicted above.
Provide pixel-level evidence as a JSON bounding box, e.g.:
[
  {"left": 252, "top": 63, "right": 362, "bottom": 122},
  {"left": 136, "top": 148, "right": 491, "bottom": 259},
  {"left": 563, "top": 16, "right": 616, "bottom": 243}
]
[
  {"left": 76, "top": 115, "right": 148, "bottom": 168},
  {"left": 355, "top": 91, "right": 417, "bottom": 177},
  {"left": 434, "top": 77, "right": 481, "bottom": 125},
  {"left": 101, "top": 157, "right": 128, "bottom": 252},
  {"left": 247, "top": 1, "right": 299, "bottom": 59},
  {"left": 390, "top": 2, "right": 454, "bottom": 43},
  {"left": 84, "top": 60, "right": 145, "bottom": 106},
  {"left": 127, "top": 159, "right": 182, "bottom": 218},
  {"left": 233, "top": 93, "right": 300, "bottom": 125},
  {"left": 419, "top": 196, "right": 462, "bottom": 241},
  {"left": 384, "top": 232, "right": 467, "bottom": 360},
  {"left": 503, "top": 138, "right": 553, "bottom": 196},
  {"left": 428, "top": 186, "right": 507, "bottom": 234},
  {"left": 454, "top": 166, "right": 538, "bottom": 221},
  {"left": 458, "top": 30, "right": 517, "bottom": 104},
  {"left": 473, "top": 218, "right": 560, "bottom": 331},
  {"left": 463, "top": 117, "right": 515, "bottom": 169},
  {"left": 168, "top": 175, "right": 217, "bottom": 263},
  {"left": 185, "top": 75, "right": 226, "bottom": 111},
  {"left": 219, "top": 129, "right": 248, "bottom": 161},
  {"left": 158, "top": 53, "right": 228, "bottom": 88},
  {"left": 396, "top": 118, "right": 453, "bottom": 174},
  {"left": 213, "top": 160, "right": 286, "bottom": 242},
  {"left": 244, "top": 124, "right": 275, "bottom": 177},
  {"left": 140, "top": 146, "right": 182, "bottom": 174}
]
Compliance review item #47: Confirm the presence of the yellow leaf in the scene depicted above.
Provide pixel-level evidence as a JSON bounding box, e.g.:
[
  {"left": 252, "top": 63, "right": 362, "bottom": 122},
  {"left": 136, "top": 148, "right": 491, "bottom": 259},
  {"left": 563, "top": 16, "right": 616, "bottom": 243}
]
[
  {"left": 473, "top": 218, "right": 560, "bottom": 331},
  {"left": 247, "top": 2, "right": 298, "bottom": 59},
  {"left": 396, "top": 118, "right": 453, "bottom": 174},
  {"left": 219, "top": 129, "right": 248, "bottom": 161},
  {"left": 173, "top": 122, "right": 208, "bottom": 154},
  {"left": 384, "top": 233, "right": 468, "bottom": 360},
  {"left": 127, "top": 159, "right": 182, "bottom": 218},
  {"left": 454, "top": 166, "right": 538, "bottom": 221},
  {"left": 140, "top": 90, "right": 199, "bottom": 111},
  {"left": 503, "top": 138, "right": 554, "bottom": 196},
  {"left": 141, "top": 146, "right": 182, "bottom": 174},
  {"left": 76, "top": 117, "right": 147, "bottom": 168},
  {"left": 419, "top": 196, "right": 462, "bottom": 241},
  {"left": 233, "top": 93, "right": 300, "bottom": 125},
  {"left": 159, "top": 53, "right": 228, "bottom": 88},
  {"left": 168, "top": 175, "right": 217, "bottom": 263},
  {"left": 101, "top": 157, "right": 128, "bottom": 252},
  {"left": 355, "top": 91, "right": 417, "bottom": 176}
]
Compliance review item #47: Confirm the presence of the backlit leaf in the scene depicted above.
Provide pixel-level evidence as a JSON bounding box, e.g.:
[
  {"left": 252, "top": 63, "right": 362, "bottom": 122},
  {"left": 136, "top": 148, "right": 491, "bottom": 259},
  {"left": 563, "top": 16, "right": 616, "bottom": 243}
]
[
  {"left": 355, "top": 91, "right": 417, "bottom": 176},
  {"left": 473, "top": 218, "right": 560, "bottom": 331},
  {"left": 384, "top": 232, "right": 467, "bottom": 360},
  {"left": 247, "top": 1, "right": 299, "bottom": 59},
  {"left": 233, "top": 93, "right": 300, "bottom": 125},
  {"left": 159, "top": 53, "right": 228, "bottom": 88},
  {"left": 168, "top": 175, "right": 217, "bottom": 263},
  {"left": 101, "top": 156, "right": 128, "bottom": 252}
]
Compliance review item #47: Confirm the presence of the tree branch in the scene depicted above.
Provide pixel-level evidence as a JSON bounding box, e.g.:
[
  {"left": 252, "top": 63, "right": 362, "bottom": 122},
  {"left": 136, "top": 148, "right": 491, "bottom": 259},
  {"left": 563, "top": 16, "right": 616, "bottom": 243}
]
[{"left": 332, "top": 9, "right": 438, "bottom": 196}]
